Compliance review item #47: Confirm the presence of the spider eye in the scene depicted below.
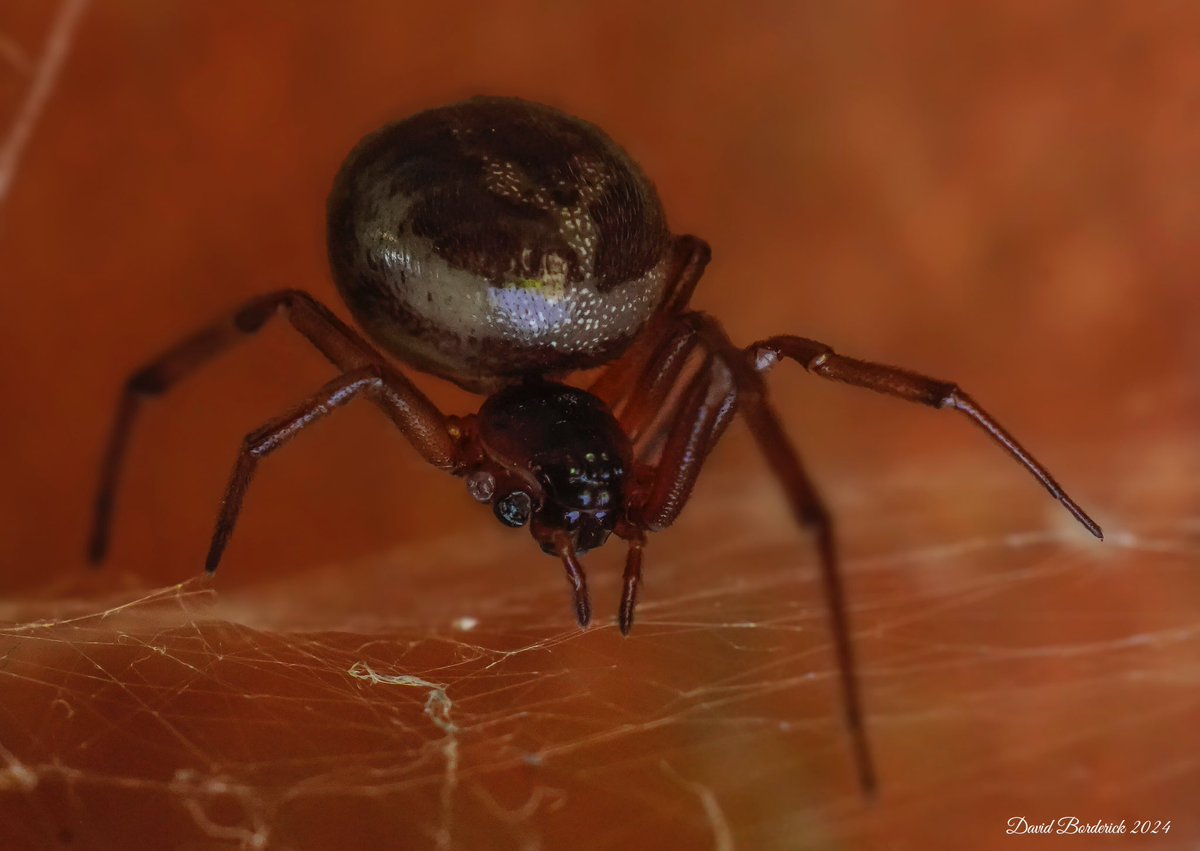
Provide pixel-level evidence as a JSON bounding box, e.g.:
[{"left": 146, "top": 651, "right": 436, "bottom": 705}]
[
  {"left": 494, "top": 491, "right": 532, "bottom": 527},
  {"left": 467, "top": 471, "right": 495, "bottom": 503}
]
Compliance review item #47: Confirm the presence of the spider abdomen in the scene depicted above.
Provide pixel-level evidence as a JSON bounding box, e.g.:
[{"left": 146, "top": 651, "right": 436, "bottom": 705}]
[{"left": 326, "top": 97, "right": 673, "bottom": 393}]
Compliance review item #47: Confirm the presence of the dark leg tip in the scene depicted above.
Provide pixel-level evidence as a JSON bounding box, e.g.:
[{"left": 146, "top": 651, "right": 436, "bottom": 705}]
[
  {"left": 1086, "top": 518, "right": 1104, "bottom": 541},
  {"left": 205, "top": 526, "right": 234, "bottom": 575},
  {"left": 865, "top": 781, "right": 879, "bottom": 801},
  {"left": 575, "top": 598, "right": 591, "bottom": 629},
  {"left": 86, "top": 537, "right": 107, "bottom": 567},
  {"left": 618, "top": 576, "right": 640, "bottom": 637},
  {"left": 1065, "top": 501, "right": 1103, "bottom": 540},
  {"left": 556, "top": 537, "right": 592, "bottom": 628},
  {"left": 618, "top": 540, "right": 643, "bottom": 638}
]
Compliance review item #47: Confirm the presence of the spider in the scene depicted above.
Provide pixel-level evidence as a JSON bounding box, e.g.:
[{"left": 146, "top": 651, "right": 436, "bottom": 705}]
[{"left": 89, "top": 96, "right": 1102, "bottom": 793}]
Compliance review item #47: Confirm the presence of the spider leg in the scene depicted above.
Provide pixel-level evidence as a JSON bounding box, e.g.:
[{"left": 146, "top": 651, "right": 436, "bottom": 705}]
[
  {"left": 626, "top": 312, "right": 876, "bottom": 795},
  {"left": 635, "top": 347, "right": 737, "bottom": 530},
  {"left": 618, "top": 531, "right": 645, "bottom": 636},
  {"left": 748, "top": 335, "right": 1102, "bottom": 539},
  {"left": 588, "top": 234, "right": 710, "bottom": 408},
  {"left": 605, "top": 325, "right": 735, "bottom": 633},
  {"left": 205, "top": 363, "right": 457, "bottom": 573},
  {"left": 553, "top": 532, "right": 592, "bottom": 628},
  {"left": 616, "top": 320, "right": 705, "bottom": 447},
  {"left": 613, "top": 351, "right": 731, "bottom": 633},
  {"left": 90, "top": 289, "right": 456, "bottom": 562}
]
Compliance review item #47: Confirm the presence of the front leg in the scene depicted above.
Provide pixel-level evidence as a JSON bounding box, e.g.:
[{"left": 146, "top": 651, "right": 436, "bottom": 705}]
[
  {"left": 619, "top": 312, "right": 877, "bottom": 795},
  {"left": 588, "top": 234, "right": 711, "bottom": 409},
  {"left": 749, "top": 335, "right": 1102, "bottom": 539},
  {"left": 205, "top": 364, "right": 460, "bottom": 573},
  {"left": 90, "top": 289, "right": 456, "bottom": 562}
]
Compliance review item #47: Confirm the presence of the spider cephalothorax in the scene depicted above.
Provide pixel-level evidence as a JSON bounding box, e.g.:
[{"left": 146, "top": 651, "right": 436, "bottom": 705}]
[
  {"left": 92, "top": 96, "right": 1102, "bottom": 796},
  {"left": 462, "top": 382, "right": 631, "bottom": 560}
]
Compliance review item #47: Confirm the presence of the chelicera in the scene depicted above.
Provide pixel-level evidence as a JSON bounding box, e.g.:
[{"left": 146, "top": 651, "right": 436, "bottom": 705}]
[{"left": 90, "top": 96, "right": 1102, "bottom": 792}]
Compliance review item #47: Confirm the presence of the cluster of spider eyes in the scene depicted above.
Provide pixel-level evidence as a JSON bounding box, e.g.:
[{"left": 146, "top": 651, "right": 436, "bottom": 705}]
[
  {"left": 463, "top": 448, "right": 624, "bottom": 530},
  {"left": 466, "top": 470, "right": 532, "bottom": 527},
  {"left": 561, "top": 452, "right": 619, "bottom": 504}
]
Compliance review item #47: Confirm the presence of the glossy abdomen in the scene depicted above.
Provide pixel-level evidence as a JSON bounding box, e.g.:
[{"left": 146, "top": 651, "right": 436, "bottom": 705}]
[{"left": 326, "top": 97, "right": 673, "bottom": 393}]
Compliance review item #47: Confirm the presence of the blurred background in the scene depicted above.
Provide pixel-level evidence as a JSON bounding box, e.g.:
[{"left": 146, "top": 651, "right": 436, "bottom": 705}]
[{"left": 0, "top": 2, "right": 1197, "bottom": 849}]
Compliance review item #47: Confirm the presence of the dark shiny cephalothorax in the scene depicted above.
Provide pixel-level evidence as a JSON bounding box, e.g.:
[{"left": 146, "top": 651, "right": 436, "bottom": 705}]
[
  {"left": 327, "top": 97, "right": 672, "bottom": 392},
  {"left": 94, "top": 96, "right": 1102, "bottom": 800},
  {"left": 477, "top": 382, "right": 631, "bottom": 553}
]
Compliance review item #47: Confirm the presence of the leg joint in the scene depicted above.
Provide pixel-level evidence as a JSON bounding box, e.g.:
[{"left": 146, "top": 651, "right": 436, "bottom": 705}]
[
  {"left": 127, "top": 367, "right": 167, "bottom": 396},
  {"left": 936, "top": 383, "right": 963, "bottom": 409},
  {"left": 800, "top": 504, "right": 831, "bottom": 530},
  {"left": 233, "top": 289, "right": 313, "bottom": 333}
]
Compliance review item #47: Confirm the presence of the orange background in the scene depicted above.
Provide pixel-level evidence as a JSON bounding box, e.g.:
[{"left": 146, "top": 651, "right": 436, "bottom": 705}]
[{"left": 0, "top": 2, "right": 1197, "bottom": 850}]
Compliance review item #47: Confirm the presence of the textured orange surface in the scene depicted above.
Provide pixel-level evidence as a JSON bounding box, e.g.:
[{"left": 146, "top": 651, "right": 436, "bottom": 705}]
[{"left": 0, "top": 3, "right": 1197, "bottom": 850}]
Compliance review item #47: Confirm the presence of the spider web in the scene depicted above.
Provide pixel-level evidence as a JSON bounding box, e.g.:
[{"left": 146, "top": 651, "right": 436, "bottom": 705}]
[{"left": 0, "top": 431, "right": 1196, "bottom": 851}]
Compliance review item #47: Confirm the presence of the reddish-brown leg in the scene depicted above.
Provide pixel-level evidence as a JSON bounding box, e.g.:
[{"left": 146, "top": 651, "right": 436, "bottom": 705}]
[
  {"left": 627, "top": 313, "right": 877, "bottom": 795},
  {"left": 627, "top": 316, "right": 1105, "bottom": 794},
  {"left": 731, "top": 379, "right": 878, "bottom": 795},
  {"left": 90, "top": 289, "right": 456, "bottom": 562},
  {"left": 552, "top": 532, "right": 592, "bottom": 628},
  {"left": 613, "top": 324, "right": 742, "bottom": 633},
  {"left": 588, "top": 234, "right": 711, "bottom": 407},
  {"left": 615, "top": 321, "right": 705, "bottom": 451},
  {"left": 206, "top": 364, "right": 459, "bottom": 573},
  {"left": 749, "top": 335, "right": 1102, "bottom": 539},
  {"left": 618, "top": 531, "right": 645, "bottom": 636},
  {"left": 597, "top": 312, "right": 719, "bottom": 636},
  {"left": 610, "top": 334, "right": 733, "bottom": 635},
  {"left": 636, "top": 349, "right": 737, "bottom": 530},
  {"left": 616, "top": 350, "right": 733, "bottom": 631}
]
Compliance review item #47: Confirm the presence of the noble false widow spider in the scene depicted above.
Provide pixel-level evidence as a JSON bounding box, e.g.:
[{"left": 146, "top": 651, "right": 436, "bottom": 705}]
[{"left": 90, "top": 97, "right": 1102, "bottom": 794}]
